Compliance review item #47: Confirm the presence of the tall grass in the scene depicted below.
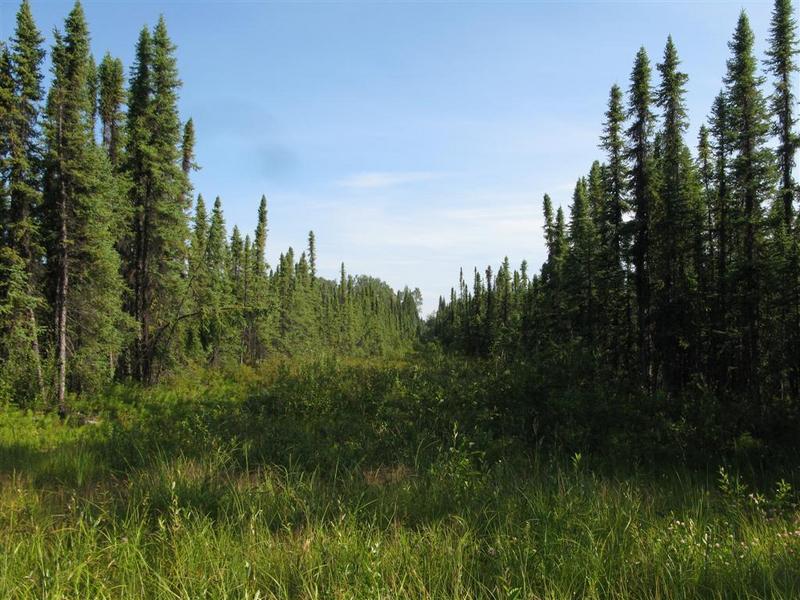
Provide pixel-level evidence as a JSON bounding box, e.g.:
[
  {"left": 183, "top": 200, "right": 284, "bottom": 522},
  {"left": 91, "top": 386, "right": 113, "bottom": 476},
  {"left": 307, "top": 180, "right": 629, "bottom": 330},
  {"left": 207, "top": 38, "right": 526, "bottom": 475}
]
[{"left": 0, "top": 358, "right": 798, "bottom": 598}]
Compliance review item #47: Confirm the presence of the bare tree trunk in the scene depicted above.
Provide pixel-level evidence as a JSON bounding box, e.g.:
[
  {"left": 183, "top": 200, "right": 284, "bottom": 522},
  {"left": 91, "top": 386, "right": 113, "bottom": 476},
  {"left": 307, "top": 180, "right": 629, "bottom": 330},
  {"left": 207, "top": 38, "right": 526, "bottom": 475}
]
[
  {"left": 56, "top": 175, "right": 69, "bottom": 418},
  {"left": 55, "top": 105, "right": 69, "bottom": 419},
  {"left": 28, "top": 307, "right": 43, "bottom": 393}
]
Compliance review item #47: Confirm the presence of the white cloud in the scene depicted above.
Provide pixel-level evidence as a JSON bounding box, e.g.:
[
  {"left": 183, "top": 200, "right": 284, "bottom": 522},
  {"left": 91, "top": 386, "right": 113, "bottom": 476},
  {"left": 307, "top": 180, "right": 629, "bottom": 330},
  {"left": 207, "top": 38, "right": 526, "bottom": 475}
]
[
  {"left": 337, "top": 171, "right": 445, "bottom": 190},
  {"left": 326, "top": 195, "right": 547, "bottom": 313},
  {"left": 263, "top": 187, "right": 550, "bottom": 314}
]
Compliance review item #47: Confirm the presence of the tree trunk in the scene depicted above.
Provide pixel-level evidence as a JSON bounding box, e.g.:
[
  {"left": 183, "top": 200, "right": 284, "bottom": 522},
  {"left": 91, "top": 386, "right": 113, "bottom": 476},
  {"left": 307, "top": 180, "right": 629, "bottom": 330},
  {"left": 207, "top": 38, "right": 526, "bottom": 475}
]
[
  {"left": 56, "top": 170, "right": 69, "bottom": 418},
  {"left": 55, "top": 104, "right": 69, "bottom": 419},
  {"left": 28, "top": 307, "right": 43, "bottom": 394}
]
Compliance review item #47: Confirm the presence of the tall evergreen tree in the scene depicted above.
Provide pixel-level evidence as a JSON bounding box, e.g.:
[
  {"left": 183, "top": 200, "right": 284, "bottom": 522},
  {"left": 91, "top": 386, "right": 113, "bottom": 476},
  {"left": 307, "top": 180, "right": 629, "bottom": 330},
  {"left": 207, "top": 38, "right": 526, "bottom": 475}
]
[
  {"left": 765, "top": 0, "right": 800, "bottom": 397},
  {"left": 653, "top": 36, "right": 701, "bottom": 391},
  {"left": 626, "top": 47, "right": 656, "bottom": 383},
  {"left": 308, "top": 230, "right": 317, "bottom": 281},
  {"left": 765, "top": 0, "right": 799, "bottom": 228},
  {"left": 204, "top": 196, "right": 232, "bottom": 363},
  {"left": 97, "top": 52, "right": 125, "bottom": 167},
  {"left": 599, "top": 84, "right": 629, "bottom": 368},
  {"left": 180, "top": 117, "right": 197, "bottom": 207},
  {"left": 565, "top": 177, "right": 599, "bottom": 342},
  {"left": 124, "top": 17, "right": 190, "bottom": 382},
  {"left": 0, "top": 44, "right": 13, "bottom": 231},
  {"left": 43, "top": 2, "right": 129, "bottom": 412},
  {"left": 86, "top": 53, "right": 97, "bottom": 135},
  {"left": 697, "top": 125, "right": 715, "bottom": 274},
  {"left": 0, "top": 1, "right": 46, "bottom": 399},
  {"left": 245, "top": 194, "right": 271, "bottom": 361},
  {"left": 600, "top": 84, "right": 627, "bottom": 263},
  {"left": 725, "top": 12, "right": 776, "bottom": 399}
]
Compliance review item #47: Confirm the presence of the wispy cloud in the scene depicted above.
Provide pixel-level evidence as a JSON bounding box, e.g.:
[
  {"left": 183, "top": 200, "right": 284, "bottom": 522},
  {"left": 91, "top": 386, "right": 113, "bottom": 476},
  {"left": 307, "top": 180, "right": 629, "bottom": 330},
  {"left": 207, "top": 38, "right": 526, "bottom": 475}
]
[
  {"left": 337, "top": 197, "right": 544, "bottom": 253},
  {"left": 337, "top": 171, "right": 445, "bottom": 190}
]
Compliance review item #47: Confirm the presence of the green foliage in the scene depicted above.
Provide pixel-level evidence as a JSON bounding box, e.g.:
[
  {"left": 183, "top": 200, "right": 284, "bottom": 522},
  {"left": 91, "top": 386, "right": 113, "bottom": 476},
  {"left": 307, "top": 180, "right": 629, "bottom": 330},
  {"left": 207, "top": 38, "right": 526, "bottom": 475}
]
[
  {"left": 0, "top": 246, "right": 43, "bottom": 405},
  {"left": 97, "top": 52, "right": 125, "bottom": 166},
  {"left": 42, "top": 2, "right": 131, "bottom": 403},
  {"left": 0, "top": 360, "right": 799, "bottom": 598},
  {"left": 431, "top": 3, "right": 800, "bottom": 455}
]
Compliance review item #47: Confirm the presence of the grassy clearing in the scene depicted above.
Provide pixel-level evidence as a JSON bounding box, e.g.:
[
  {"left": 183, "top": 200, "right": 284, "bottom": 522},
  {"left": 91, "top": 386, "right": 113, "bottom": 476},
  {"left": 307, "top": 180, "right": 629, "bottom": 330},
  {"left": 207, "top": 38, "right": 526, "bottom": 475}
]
[{"left": 1, "top": 359, "right": 799, "bottom": 599}]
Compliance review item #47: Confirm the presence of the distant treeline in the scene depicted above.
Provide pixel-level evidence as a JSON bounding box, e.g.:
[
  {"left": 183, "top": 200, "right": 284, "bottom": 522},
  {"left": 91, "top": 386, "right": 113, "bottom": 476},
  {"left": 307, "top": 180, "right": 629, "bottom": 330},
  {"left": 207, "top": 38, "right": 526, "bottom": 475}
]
[
  {"left": 0, "top": 1, "right": 421, "bottom": 412},
  {"left": 430, "top": 2, "right": 800, "bottom": 453}
]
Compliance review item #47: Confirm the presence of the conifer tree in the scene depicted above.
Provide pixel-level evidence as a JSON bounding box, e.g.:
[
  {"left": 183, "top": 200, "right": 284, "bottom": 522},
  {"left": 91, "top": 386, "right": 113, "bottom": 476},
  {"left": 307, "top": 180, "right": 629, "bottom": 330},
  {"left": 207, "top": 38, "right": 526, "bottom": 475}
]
[
  {"left": 765, "top": 0, "right": 800, "bottom": 396},
  {"left": 0, "top": 1, "right": 46, "bottom": 399},
  {"left": 765, "top": 0, "right": 799, "bottom": 227},
  {"left": 229, "top": 225, "right": 243, "bottom": 289},
  {"left": 125, "top": 17, "right": 190, "bottom": 381},
  {"left": 43, "top": 2, "right": 129, "bottom": 412},
  {"left": 587, "top": 161, "right": 605, "bottom": 233},
  {"left": 308, "top": 230, "right": 317, "bottom": 281},
  {"left": 246, "top": 194, "right": 271, "bottom": 361},
  {"left": 599, "top": 84, "right": 629, "bottom": 368},
  {"left": 696, "top": 124, "right": 719, "bottom": 347},
  {"left": 653, "top": 35, "right": 700, "bottom": 391},
  {"left": 566, "top": 177, "right": 599, "bottom": 342},
  {"left": 205, "top": 195, "right": 230, "bottom": 362},
  {"left": 725, "top": 12, "right": 776, "bottom": 398},
  {"left": 626, "top": 47, "right": 656, "bottom": 382},
  {"left": 180, "top": 118, "right": 197, "bottom": 208},
  {"left": 190, "top": 194, "right": 208, "bottom": 269},
  {"left": 97, "top": 52, "right": 125, "bottom": 167},
  {"left": 0, "top": 44, "right": 12, "bottom": 230},
  {"left": 697, "top": 125, "right": 715, "bottom": 272},
  {"left": 710, "top": 92, "right": 733, "bottom": 337},
  {"left": 186, "top": 193, "right": 209, "bottom": 356},
  {"left": 600, "top": 84, "right": 627, "bottom": 263},
  {"left": 86, "top": 53, "right": 97, "bottom": 135},
  {"left": 253, "top": 195, "right": 268, "bottom": 274}
]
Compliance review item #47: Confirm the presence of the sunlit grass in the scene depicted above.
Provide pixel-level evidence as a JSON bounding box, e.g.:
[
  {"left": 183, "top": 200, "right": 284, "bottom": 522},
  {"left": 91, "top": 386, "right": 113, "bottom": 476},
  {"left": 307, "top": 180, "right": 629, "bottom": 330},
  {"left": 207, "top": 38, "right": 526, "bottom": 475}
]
[{"left": 1, "top": 360, "right": 798, "bottom": 598}]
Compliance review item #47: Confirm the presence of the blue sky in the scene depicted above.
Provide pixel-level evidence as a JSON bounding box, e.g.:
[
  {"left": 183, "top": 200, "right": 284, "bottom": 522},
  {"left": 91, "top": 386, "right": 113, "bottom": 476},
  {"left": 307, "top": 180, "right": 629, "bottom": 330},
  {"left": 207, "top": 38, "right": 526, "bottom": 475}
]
[{"left": 0, "top": 0, "right": 781, "bottom": 314}]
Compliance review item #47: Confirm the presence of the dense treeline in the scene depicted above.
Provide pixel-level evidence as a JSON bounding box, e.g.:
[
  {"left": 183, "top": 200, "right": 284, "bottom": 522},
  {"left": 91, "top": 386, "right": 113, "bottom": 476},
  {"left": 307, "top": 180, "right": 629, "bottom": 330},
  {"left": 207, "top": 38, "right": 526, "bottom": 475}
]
[
  {"left": 431, "top": 2, "right": 800, "bottom": 454},
  {"left": 0, "top": 1, "right": 421, "bottom": 410}
]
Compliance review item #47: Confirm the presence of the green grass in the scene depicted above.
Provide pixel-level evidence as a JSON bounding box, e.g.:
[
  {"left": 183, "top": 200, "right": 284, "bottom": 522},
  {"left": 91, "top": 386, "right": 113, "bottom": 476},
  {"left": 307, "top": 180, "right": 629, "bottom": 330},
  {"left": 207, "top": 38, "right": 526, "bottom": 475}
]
[{"left": 0, "top": 359, "right": 798, "bottom": 598}]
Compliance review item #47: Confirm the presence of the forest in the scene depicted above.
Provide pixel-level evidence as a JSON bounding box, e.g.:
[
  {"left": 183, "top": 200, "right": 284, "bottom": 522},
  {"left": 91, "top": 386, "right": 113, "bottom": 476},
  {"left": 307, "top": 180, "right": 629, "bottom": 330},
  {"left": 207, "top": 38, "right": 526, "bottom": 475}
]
[{"left": 1, "top": 0, "right": 800, "bottom": 597}]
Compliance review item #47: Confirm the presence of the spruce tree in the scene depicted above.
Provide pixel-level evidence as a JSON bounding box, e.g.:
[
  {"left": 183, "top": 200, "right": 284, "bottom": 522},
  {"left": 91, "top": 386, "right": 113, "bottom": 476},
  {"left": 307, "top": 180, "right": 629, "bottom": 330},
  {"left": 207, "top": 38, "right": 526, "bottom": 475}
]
[
  {"left": 765, "top": 0, "right": 800, "bottom": 396},
  {"left": 86, "top": 53, "right": 97, "bottom": 135},
  {"left": 180, "top": 117, "right": 197, "bottom": 208},
  {"left": 7, "top": 0, "right": 45, "bottom": 263},
  {"left": 765, "top": 0, "right": 799, "bottom": 227},
  {"left": 696, "top": 124, "right": 718, "bottom": 344},
  {"left": 205, "top": 195, "right": 230, "bottom": 362},
  {"left": 43, "top": 2, "right": 130, "bottom": 412},
  {"left": 253, "top": 194, "right": 268, "bottom": 274},
  {"left": 724, "top": 11, "right": 776, "bottom": 398},
  {"left": 124, "top": 17, "right": 191, "bottom": 381},
  {"left": 600, "top": 85, "right": 627, "bottom": 262},
  {"left": 0, "top": 1, "right": 46, "bottom": 398},
  {"left": 626, "top": 47, "right": 656, "bottom": 383},
  {"left": 97, "top": 52, "right": 125, "bottom": 167},
  {"left": 308, "top": 230, "right": 317, "bottom": 281},
  {"left": 653, "top": 35, "right": 700, "bottom": 391},
  {"left": 599, "top": 84, "right": 628, "bottom": 368},
  {"left": 697, "top": 125, "right": 715, "bottom": 274},
  {"left": 566, "top": 176, "right": 599, "bottom": 343},
  {"left": 246, "top": 194, "right": 271, "bottom": 360},
  {"left": 0, "top": 44, "right": 12, "bottom": 232}
]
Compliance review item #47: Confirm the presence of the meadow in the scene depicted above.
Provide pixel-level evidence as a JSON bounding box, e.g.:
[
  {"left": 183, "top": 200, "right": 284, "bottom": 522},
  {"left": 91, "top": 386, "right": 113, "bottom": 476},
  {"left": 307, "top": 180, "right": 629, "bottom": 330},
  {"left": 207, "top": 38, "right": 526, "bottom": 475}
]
[{"left": 1, "top": 357, "right": 799, "bottom": 599}]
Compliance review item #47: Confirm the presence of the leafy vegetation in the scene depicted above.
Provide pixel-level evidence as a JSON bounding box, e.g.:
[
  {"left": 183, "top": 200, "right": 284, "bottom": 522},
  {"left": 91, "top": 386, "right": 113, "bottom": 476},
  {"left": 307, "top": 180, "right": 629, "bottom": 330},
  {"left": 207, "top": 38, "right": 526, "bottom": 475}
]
[
  {"left": 3, "top": 0, "right": 800, "bottom": 596},
  {"left": 1, "top": 357, "right": 800, "bottom": 599},
  {"left": 1, "top": 1, "right": 421, "bottom": 410},
  {"left": 430, "top": 2, "right": 800, "bottom": 456}
]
